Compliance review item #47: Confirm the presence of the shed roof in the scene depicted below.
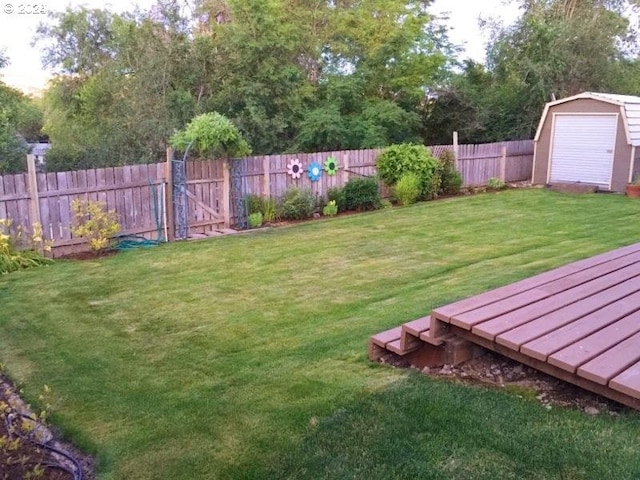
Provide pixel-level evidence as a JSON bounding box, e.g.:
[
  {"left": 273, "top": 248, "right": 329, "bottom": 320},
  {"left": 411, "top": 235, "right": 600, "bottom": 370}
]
[{"left": 534, "top": 92, "right": 640, "bottom": 147}]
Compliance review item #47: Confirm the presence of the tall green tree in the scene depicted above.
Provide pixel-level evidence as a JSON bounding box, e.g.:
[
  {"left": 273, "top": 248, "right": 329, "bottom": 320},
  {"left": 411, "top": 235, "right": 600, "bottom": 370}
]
[
  {"left": 0, "top": 52, "right": 44, "bottom": 173},
  {"left": 425, "top": 0, "right": 640, "bottom": 143},
  {"left": 38, "top": 0, "right": 455, "bottom": 169},
  {"left": 39, "top": 5, "right": 200, "bottom": 171},
  {"left": 193, "top": 0, "right": 453, "bottom": 152}
]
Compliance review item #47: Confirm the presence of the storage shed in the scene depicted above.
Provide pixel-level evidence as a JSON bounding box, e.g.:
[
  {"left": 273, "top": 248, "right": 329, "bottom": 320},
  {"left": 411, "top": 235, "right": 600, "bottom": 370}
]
[{"left": 533, "top": 92, "right": 640, "bottom": 192}]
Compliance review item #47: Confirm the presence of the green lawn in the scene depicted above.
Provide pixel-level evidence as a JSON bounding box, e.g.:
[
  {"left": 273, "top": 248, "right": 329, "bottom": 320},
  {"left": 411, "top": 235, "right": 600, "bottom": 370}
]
[{"left": 2, "top": 189, "right": 640, "bottom": 479}]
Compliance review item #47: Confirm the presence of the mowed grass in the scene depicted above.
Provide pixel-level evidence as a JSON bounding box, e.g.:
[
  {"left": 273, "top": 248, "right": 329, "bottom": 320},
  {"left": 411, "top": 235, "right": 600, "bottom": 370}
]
[{"left": 2, "top": 188, "right": 640, "bottom": 479}]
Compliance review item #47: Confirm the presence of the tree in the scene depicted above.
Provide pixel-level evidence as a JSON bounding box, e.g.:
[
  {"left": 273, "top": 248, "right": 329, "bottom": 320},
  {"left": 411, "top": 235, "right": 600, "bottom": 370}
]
[
  {"left": 484, "top": 0, "right": 639, "bottom": 140},
  {"left": 169, "top": 112, "right": 251, "bottom": 158},
  {"left": 38, "top": 5, "right": 200, "bottom": 171},
  {"left": 0, "top": 54, "right": 43, "bottom": 173},
  {"left": 37, "top": 0, "right": 456, "bottom": 169},
  {"left": 425, "top": 0, "right": 640, "bottom": 143},
  {"left": 196, "top": 0, "right": 453, "bottom": 153}
]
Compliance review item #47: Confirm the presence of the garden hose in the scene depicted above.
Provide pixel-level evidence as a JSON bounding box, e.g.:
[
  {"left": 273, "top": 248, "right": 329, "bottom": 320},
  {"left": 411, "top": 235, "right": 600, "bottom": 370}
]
[
  {"left": 115, "top": 234, "right": 163, "bottom": 250},
  {"left": 114, "top": 179, "right": 167, "bottom": 250},
  {"left": 10, "top": 412, "right": 83, "bottom": 480}
]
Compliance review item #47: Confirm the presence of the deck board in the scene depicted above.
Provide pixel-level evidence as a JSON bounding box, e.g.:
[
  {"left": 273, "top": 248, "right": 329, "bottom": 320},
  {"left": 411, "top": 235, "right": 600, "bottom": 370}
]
[
  {"left": 520, "top": 288, "right": 640, "bottom": 361},
  {"left": 577, "top": 331, "right": 640, "bottom": 385},
  {"left": 432, "top": 243, "right": 640, "bottom": 323},
  {"left": 452, "top": 253, "right": 640, "bottom": 330},
  {"left": 370, "top": 327, "right": 402, "bottom": 348},
  {"left": 610, "top": 361, "right": 640, "bottom": 399},
  {"left": 403, "top": 316, "right": 431, "bottom": 337},
  {"left": 548, "top": 311, "right": 640, "bottom": 373},
  {"left": 494, "top": 275, "right": 640, "bottom": 350}
]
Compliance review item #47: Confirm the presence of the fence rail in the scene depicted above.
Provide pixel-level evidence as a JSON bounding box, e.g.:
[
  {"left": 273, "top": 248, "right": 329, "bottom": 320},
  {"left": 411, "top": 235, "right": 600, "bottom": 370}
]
[{"left": 0, "top": 140, "right": 533, "bottom": 256}]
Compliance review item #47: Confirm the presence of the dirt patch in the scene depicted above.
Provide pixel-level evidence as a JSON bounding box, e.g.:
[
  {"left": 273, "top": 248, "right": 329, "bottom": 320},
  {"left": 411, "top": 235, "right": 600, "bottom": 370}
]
[
  {"left": 0, "top": 375, "right": 95, "bottom": 479},
  {"left": 58, "top": 249, "right": 119, "bottom": 261},
  {"left": 386, "top": 351, "right": 628, "bottom": 416}
]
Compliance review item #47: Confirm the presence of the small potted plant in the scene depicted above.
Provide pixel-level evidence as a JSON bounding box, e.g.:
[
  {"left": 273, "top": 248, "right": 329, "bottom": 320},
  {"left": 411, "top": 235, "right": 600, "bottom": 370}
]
[{"left": 626, "top": 176, "right": 640, "bottom": 198}]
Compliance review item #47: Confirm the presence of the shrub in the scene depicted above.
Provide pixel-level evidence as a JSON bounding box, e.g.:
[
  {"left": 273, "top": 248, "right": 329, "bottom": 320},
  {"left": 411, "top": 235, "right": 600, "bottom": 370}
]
[
  {"left": 322, "top": 200, "right": 338, "bottom": 216},
  {"left": 343, "top": 177, "right": 381, "bottom": 211},
  {"left": 380, "top": 198, "right": 393, "bottom": 209},
  {"left": 280, "top": 188, "right": 316, "bottom": 220},
  {"left": 437, "top": 150, "right": 463, "bottom": 196},
  {"left": 487, "top": 177, "right": 507, "bottom": 190},
  {"left": 71, "top": 199, "right": 120, "bottom": 253},
  {"left": 246, "top": 195, "right": 278, "bottom": 223},
  {"left": 246, "top": 194, "right": 264, "bottom": 215},
  {"left": 262, "top": 197, "right": 278, "bottom": 223},
  {"left": 0, "top": 219, "right": 52, "bottom": 274},
  {"left": 376, "top": 144, "right": 440, "bottom": 199},
  {"left": 248, "top": 212, "right": 263, "bottom": 228},
  {"left": 327, "top": 187, "right": 346, "bottom": 212},
  {"left": 394, "top": 172, "right": 421, "bottom": 206}
]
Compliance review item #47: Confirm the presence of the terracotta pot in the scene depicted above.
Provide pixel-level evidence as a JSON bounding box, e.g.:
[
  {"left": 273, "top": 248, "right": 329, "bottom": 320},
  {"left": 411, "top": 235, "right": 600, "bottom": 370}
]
[{"left": 626, "top": 184, "right": 640, "bottom": 198}]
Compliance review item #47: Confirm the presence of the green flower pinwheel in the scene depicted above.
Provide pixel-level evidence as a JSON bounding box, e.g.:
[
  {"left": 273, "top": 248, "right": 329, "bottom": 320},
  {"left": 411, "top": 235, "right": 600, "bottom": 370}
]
[{"left": 324, "top": 157, "right": 338, "bottom": 175}]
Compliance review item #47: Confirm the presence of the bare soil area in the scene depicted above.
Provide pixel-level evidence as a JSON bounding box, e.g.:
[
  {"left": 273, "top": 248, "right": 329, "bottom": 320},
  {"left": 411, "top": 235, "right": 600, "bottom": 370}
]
[{"left": 416, "top": 352, "right": 628, "bottom": 416}]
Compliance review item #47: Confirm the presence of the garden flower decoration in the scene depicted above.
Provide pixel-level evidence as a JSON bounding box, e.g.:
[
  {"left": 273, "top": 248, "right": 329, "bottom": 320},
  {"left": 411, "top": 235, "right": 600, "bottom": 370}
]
[
  {"left": 324, "top": 156, "right": 338, "bottom": 175},
  {"left": 287, "top": 158, "right": 303, "bottom": 179},
  {"left": 308, "top": 161, "right": 322, "bottom": 182}
]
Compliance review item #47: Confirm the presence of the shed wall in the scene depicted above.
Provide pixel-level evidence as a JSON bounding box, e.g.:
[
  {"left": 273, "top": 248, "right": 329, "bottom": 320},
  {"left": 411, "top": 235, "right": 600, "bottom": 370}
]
[{"left": 533, "top": 98, "right": 632, "bottom": 192}]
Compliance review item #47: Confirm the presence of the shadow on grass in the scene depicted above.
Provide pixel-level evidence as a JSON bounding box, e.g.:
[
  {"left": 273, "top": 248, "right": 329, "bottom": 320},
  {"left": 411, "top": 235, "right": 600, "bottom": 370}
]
[{"left": 256, "top": 372, "right": 640, "bottom": 479}]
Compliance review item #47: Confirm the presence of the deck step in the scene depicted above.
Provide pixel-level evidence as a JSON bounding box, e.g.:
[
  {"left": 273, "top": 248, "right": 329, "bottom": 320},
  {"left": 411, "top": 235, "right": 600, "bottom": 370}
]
[
  {"left": 370, "top": 326, "right": 402, "bottom": 349},
  {"left": 387, "top": 339, "right": 407, "bottom": 355},
  {"left": 401, "top": 316, "right": 431, "bottom": 351},
  {"left": 403, "top": 316, "right": 431, "bottom": 337}
]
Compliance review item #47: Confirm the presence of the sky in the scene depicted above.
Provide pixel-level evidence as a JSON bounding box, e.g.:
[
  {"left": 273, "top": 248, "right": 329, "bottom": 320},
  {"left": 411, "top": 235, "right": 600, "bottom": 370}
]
[{"left": 0, "top": 0, "right": 521, "bottom": 95}]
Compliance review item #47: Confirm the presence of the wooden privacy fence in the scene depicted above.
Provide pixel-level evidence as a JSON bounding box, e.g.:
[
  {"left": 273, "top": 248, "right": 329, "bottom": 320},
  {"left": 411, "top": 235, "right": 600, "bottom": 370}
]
[
  {"left": 454, "top": 139, "right": 534, "bottom": 186},
  {"left": 0, "top": 140, "right": 533, "bottom": 256},
  {"left": 0, "top": 156, "right": 172, "bottom": 257}
]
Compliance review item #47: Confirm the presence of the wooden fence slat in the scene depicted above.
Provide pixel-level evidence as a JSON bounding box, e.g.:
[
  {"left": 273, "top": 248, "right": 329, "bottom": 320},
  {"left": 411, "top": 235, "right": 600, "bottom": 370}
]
[{"left": 0, "top": 174, "right": 7, "bottom": 221}]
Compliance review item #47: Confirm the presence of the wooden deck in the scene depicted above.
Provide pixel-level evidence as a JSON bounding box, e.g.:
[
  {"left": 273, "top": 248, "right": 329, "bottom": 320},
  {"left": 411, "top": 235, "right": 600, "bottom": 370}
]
[{"left": 369, "top": 242, "right": 640, "bottom": 410}]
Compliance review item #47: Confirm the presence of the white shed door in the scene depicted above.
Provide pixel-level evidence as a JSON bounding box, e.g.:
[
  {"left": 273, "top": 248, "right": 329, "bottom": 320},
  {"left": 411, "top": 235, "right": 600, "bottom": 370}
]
[{"left": 549, "top": 114, "right": 617, "bottom": 187}]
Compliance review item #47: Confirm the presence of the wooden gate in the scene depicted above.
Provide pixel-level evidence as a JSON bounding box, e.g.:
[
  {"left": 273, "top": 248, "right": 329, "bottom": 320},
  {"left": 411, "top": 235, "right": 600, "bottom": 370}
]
[{"left": 171, "top": 157, "right": 230, "bottom": 239}]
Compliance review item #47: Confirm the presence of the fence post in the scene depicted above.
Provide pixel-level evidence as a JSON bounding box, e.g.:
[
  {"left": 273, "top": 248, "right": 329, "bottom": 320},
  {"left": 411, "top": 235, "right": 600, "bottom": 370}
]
[
  {"left": 342, "top": 153, "right": 350, "bottom": 186},
  {"left": 223, "top": 158, "right": 231, "bottom": 228},
  {"left": 262, "top": 156, "right": 270, "bottom": 197},
  {"left": 500, "top": 145, "right": 507, "bottom": 182},
  {"left": 26, "top": 155, "right": 43, "bottom": 253},
  {"left": 453, "top": 131, "right": 459, "bottom": 171},
  {"left": 165, "top": 147, "right": 175, "bottom": 241}
]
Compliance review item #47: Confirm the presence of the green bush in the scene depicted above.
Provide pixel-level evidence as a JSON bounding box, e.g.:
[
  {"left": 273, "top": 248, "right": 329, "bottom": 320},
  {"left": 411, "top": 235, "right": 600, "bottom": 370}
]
[
  {"left": 0, "top": 219, "right": 52, "bottom": 274},
  {"left": 248, "top": 212, "right": 263, "bottom": 228},
  {"left": 376, "top": 144, "right": 440, "bottom": 199},
  {"left": 322, "top": 200, "right": 338, "bottom": 216},
  {"left": 380, "top": 198, "right": 393, "bottom": 209},
  {"left": 280, "top": 188, "right": 317, "bottom": 220},
  {"left": 437, "top": 150, "right": 463, "bottom": 196},
  {"left": 262, "top": 197, "right": 278, "bottom": 223},
  {"left": 487, "top": 177, "right": 507, "bottom": 190},
  {"left": 327, "top": 187, "right": 346, "bottom": 212},
  {"left": 246, "top": 194, "right": 264, "bottom": 215},
  {"left": 343, "top": 177, "right": 381, "bottom": 211},
  {"left": 394, "top": 172, "right": 421, "bottom": 206}
]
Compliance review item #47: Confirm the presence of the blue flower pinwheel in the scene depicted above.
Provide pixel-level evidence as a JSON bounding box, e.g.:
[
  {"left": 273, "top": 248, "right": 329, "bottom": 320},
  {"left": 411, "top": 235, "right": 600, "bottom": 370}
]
[{"left": 308, "top": 161, "right": 322, "bottom": 182}]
